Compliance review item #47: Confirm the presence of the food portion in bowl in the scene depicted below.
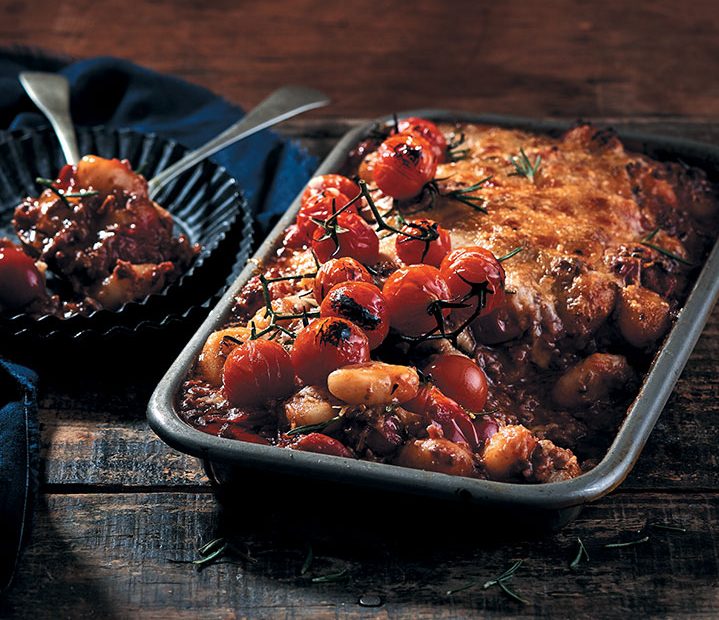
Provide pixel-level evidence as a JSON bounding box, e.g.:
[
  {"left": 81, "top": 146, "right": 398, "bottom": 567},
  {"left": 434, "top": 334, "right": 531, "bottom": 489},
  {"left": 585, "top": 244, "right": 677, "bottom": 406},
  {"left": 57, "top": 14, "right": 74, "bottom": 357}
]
[
  {"left": 178, "top": 117, "right": 718, "bottom": 484},
  {"left": 0, "top": 155, "right": 199, "bottom": 318}
]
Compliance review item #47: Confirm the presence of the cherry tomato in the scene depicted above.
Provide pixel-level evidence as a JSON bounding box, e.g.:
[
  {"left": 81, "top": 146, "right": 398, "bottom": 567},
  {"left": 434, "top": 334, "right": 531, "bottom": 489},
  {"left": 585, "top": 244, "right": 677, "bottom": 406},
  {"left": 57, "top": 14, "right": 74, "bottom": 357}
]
[
  {"left": 404, "top": 384, "right": 481, "bottom": 449},
  {"left": 382, "top": 265, "right": 451, "bottom": 336},
  {"left": 320, "top": 281, "right": 389, "bottom": 350},
  {"left": 313, "top": 257, "right": 373, "bottom": 303},
  {"left": 222, "top": 339, "right": 295, "bottom": 407},
  {"left": 55, "top": 163, "right": 76, "bottom": 191},
  {"left": 295, "top": 188, "right": 356, "bottom": 245},
  {"left": 0, "top": 246, "right": 45, "bottom": 310},
  {"left": 301, "top": 174, "right": 359, "bottom": 207},
  {"left": 290, "top": 432, "right": 354, "bottom": 458},
  {"left": 395, "top": 218, "right": 452, "bottom": 267},
  {"left": 373, "top": 133, "right": 438, "bottom": 200},
  {"left": 291, "top": 317, "right": 370, "bottom": 385},
  {"left": 397, "top": 117, "right": 448, "bottom": 162},
  {"left": 311, "top": 212, "right": 380, "bottom": 265},
  {"left": 439, "top": 246, "right": 506, "bottom": 323},
  {"left": 425, "top": 354, "right": 488, "bottom": 412}
]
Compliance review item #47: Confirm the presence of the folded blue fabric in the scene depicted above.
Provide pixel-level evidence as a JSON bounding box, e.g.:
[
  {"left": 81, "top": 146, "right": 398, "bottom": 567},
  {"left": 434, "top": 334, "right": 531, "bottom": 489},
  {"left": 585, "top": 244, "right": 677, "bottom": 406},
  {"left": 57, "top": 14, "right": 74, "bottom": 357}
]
[
  {"left": 0, "top": 48, "right": 318, "bottom": 592},
  {"left": 0, "top": 360, "right": 38, "bottom": 595}
]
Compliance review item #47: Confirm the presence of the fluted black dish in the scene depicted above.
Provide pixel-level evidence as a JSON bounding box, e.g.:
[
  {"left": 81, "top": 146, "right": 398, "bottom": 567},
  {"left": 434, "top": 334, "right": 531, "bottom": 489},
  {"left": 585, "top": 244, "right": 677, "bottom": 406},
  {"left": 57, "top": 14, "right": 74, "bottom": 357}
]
[{"left": 0, "top": 126, "right": 252, "bottom": 341}]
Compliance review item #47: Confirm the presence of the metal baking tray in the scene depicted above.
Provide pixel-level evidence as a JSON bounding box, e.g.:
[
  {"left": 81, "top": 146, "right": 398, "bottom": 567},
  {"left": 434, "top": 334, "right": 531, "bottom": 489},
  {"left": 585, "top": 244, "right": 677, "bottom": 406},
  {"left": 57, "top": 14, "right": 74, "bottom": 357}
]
[{"left": 148, "top": 111, "right": 719, "bottom": 528}]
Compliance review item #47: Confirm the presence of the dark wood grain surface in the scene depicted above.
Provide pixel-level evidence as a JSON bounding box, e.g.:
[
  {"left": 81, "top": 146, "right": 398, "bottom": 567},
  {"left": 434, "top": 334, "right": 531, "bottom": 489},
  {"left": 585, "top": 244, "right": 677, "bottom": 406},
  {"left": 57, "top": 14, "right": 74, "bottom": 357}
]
[
  {"left": 2, "top": 0, "right": 719, "bottom": 120},
  {"left": 1, "top": 1, "right": 718, "bottom": 617}
]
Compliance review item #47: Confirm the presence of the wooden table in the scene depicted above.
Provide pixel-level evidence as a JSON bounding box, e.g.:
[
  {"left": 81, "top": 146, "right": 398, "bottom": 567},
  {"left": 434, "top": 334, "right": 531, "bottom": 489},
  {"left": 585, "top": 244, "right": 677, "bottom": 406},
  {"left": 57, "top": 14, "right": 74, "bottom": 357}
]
[{"left": 1, "top": 1, "right": 718, "bottom": 617}]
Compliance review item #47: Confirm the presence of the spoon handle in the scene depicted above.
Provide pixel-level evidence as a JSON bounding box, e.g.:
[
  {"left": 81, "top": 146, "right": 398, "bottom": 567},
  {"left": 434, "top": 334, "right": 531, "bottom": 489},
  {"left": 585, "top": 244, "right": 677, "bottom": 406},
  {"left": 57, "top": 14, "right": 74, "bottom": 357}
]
[
  {"left": 148, "top": 85, "right": 329, "bottom": 198},
  {"left": 19, "top": 72, "right": 80, "bottom": 165}
]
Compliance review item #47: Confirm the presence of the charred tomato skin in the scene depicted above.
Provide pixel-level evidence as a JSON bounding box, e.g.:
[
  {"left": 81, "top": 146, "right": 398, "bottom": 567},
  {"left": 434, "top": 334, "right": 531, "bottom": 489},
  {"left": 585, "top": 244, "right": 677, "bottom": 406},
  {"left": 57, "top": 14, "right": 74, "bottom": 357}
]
[
  {"left": 313, "top": 257, "right": 374, "bottom": 303},
  {"left": 373, "top": 133, "right": 438, "bottom": 200},
  {"left": 222, "top": 339, "right": 295, "bottom": 407},
  {"left": 395, "top": 218, "right": 452, "bottom": 267},
  {"left": 397, "top": 117, "right": 448, "bottom": 162},
  {"left": 291, "top": 317, "right": 370, "bottom": 386},
  {"left": 382, "top": 264, "right": 451, "bottom": 337},
  {"left": 439, "top": 246, "right": 506, "bottom": 321},
  {"left": 320, "top": 281, "right": 390, "bottom": 350}
]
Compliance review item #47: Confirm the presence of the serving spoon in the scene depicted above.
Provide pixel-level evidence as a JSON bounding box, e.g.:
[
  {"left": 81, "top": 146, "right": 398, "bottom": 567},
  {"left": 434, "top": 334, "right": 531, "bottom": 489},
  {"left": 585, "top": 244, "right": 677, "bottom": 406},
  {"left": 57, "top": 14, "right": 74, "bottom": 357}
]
[{"left": 19, "top": 72, "right": 329, "bottom": 198}]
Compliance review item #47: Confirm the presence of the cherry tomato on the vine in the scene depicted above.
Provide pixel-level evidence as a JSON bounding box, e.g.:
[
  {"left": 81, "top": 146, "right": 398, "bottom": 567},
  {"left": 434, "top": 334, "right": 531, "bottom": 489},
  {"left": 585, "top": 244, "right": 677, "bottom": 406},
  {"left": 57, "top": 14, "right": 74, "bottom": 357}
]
[
  {"left": 439, "top": 246, "right": 506, "bottom": 323},
  {"left": 313, "top": 257, "right": 373, "bottom": 303},
  {"left": 397, "top": 117, "right": 448, "bottom": 162},
  {"left": 395, "top": 218, "right": 452, "bottom": 267},
  {"left": 425, "top": 354, "right": 488, "bottom": 412},
  {"left": 295, "top": 188, "right": 356, "bottom": 244},
  {"left": 301, "top": 174, "right": 360, "bottom": 208},
  {"left": 291, "top": 317, "right": 370, "bottom": 385},
  {"left": 311, "top": 212, "right": 380, "bottom": 265},
  {"left": 374, "top": 133, "right": 437, "bottom": 200},
  {"left": 0, "top": 246, "right": 45, "bottom": 310},
  {"left": 222, "top": 339, "right": 295, "bottom": 407},
  {"left": 320, "top": 281, "right": 389, "bottom": 350},
  {"left": 382, "top": 265, "right": 451, "bottom": 337}
]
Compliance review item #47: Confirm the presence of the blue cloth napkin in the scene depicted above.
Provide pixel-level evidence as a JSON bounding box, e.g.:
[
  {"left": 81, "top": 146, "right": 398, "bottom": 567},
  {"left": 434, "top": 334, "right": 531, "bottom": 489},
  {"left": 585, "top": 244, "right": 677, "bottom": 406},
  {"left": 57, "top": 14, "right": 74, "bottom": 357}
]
[
  {"left": 0, "top": 48, "right": 318, "bottom": 592},
  {"left": 0, "top": 360, "right": 38, "bottom": 595}
]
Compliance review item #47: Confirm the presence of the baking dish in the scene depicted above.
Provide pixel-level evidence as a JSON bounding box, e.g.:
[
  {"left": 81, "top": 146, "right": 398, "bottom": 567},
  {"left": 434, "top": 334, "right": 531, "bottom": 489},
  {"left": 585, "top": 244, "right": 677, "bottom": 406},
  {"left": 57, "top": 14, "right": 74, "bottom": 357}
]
[{"left": 148, "top": 111, "right": 719, "bottom": 528}]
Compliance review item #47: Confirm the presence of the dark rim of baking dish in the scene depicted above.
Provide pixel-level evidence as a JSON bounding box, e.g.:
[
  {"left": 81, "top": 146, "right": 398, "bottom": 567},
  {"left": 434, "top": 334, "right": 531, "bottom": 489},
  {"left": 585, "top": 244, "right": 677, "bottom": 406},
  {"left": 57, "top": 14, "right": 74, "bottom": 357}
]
[
  {"left": 148, "top": 111, "right": 719, "bottom": 511},
  {"left": 0, "top": 125, "right": 250, "bottom": 338}
]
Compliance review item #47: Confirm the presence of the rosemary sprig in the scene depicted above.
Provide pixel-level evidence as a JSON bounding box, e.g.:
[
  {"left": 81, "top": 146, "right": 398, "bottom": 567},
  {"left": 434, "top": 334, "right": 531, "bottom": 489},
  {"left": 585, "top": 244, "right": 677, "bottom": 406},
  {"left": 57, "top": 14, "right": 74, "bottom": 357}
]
[
  {"left": 193, "top": 538, "right": 229, "bottom": 567},
  {"left": 286, "top": 415, "right": 342, "bottom": 437},
  {"left": 482, "top": 560, "right": 529, "bottom": 605},
  {"left": 640, "top": 228, "right": 692, "bottom": 266},
  {"left": 169, "top": 536, "right": 257, "bottom": 570},
  {"left": 447, "top": 131, "right": 470, "bottom": 162},
  {"left": 569, "top": 537, "right": 590, "bottom": 570},
  {"left": 426, "top": 176, "right": 492, "bottom": 213},
  {"left": 650, "top": 523, "right": 687, "bottom": 533},
  {"left": 300, "top": 544, "right": 314, "bottom": 575},
  {"left": 509, "top": 148, "right": 542, "bottom": 182},
  {"left": 36, "top": 177, "right": 98, "bottom": 207},
  {"left": 311, "top": 568, "right": 349, "bottom": 583},
  {"left": 497, "top": 246, "right": 524, "bottom": 262},
  {"left": 63, "top": 190, "right": 99, "bottom": 198},
  {"left": 443, "top": 177, "right": 492, "bottom": 213},
  {"left": 603, "top": 535, "right": 650, "bottom": 549}
]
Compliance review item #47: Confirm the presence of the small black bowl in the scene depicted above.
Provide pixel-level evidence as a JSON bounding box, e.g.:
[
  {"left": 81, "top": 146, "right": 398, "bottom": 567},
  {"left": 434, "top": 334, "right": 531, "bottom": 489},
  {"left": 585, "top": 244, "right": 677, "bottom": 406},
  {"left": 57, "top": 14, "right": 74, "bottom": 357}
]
[{"left": 0, "top": 126, "right": 252, "bottom": 341}]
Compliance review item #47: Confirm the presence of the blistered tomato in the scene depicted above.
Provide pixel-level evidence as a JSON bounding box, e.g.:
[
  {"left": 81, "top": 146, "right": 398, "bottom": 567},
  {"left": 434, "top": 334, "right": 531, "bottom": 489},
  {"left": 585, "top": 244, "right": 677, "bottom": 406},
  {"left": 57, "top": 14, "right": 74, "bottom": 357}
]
[
  {"left": 291, "top": 317, "right": 370, "bottom": 385},
  {"left": 320, "top": 281, "right": 389, "bottom": 350},
  {"left": 311, "top": 212, "right": 380, "bottom": 265},
  {"left": 395, "top": 218, "right": 452, "bottom": 267},
  {"left": 222, "top": 339, "right": 295, "bottom": 407},
  {"left": 313, "top": 257, "right": 373, "bottom": 303},
  {"left": 373, "top": 133, "right": 437, "bottom": 200},
  {"left": 382, "top": 265, "right": 451, "bottom": 336}
]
